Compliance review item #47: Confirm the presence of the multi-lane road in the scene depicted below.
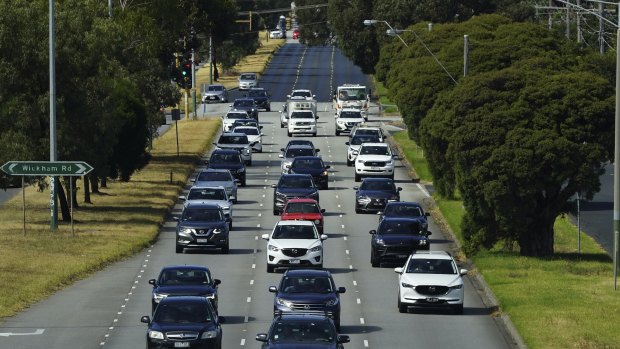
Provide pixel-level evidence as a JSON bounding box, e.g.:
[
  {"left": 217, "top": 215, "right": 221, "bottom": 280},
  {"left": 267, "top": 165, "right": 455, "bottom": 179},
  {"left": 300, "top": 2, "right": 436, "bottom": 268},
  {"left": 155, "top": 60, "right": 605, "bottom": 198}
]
[{"left": 0, "top": 42, "right": 516, "bottom": 348}]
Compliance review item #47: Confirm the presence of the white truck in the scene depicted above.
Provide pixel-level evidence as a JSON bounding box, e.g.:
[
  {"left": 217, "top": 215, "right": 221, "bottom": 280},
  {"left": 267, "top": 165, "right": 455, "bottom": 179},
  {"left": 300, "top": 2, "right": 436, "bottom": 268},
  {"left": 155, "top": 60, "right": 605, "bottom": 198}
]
[
  {"left": 284, "top": 99, "right": 318, "bottom": 137},
  {"left": 333, "top": 84, "right": 371, "bottom": 120}
]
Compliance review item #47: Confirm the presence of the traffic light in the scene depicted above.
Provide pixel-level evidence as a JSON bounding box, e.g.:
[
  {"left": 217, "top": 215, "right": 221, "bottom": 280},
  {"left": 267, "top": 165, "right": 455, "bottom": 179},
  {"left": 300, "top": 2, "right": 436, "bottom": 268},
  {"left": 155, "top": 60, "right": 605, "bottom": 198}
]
[{"left": 181, "top": 60, "right": 192, "bottom": 89}]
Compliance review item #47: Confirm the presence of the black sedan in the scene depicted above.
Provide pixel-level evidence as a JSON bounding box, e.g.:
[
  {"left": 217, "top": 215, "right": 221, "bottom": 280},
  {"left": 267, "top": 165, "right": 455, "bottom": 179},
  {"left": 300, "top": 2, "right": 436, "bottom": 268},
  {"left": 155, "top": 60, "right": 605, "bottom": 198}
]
[
  {"left": 287, "top": 156, "right": 331, "bottom": 190},
  {"left": 230, "top": 98, "right": 259, "bottom": 120},
  {"left": 369, "top": 217, "right": 432, "bottom": 267},
  {"left": 149, "top": 265, "right": 221, "bottom": 312},
  {"left": 353, "top": 178, "right": 401, "bottom": 213},
  {"left": 175, "top": 202, "right": 229, "bottom": 254},
  {"left": 141, "top": 296, "right": 224, "bottom": 349},
  {"left": 246, "top": 88, "right": 271, "bottom": 111},
  {"left": 272, "top": 174, "right": 319, "bottom": 215}
]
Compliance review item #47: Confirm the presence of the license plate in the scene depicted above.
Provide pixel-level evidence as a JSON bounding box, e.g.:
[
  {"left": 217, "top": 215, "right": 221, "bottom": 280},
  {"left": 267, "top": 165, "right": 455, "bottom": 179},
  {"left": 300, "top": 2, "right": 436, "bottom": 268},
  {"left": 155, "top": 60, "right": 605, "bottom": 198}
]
[
  {"left": 197, "top": 238, "right": 208, "bottom": 243},
  {"left": 371, "top": 167, "right": 381, "bottom": 170},
  {"left": 289, "top": 259, "right": 300, "bottom": 264},
  {"left": 426, "top": 297, "right": 439, "bottom": 303},
  {"left": 175, "top": 342, "right": 190, "bottom": 348},
  {"left": 209, "top": 96, "right": 216, "bottom": 99}
]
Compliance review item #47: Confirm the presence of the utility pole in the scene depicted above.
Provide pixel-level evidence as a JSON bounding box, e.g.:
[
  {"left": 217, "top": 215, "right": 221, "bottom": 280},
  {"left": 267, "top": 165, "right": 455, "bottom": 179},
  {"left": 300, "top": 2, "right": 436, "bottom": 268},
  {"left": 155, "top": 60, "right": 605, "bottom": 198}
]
[
  {"left": 108, "top": 0, "right": 112, "bottom": 17},
  {"left": 209, "top": 31, "right": 213, "bottom": 85},
  {"left": 428, "top": 23, "right": 433, "bottom": 32},
  {"left": 566, "top": 1, "right": 571, "bottom": 39},
  {"left": 191, "top": 48, "right": 197, "bottom": 119},
  {"left": 614, "top": 27, "right": 620, "bottom": 290},
  {"left": 599, "top": 2, "right": 605, "bottom": 54},
  {"left": 576, "top": 0, "right": 582, "bottom": 43},
  {"left": 463, "top": 35, "right": 469, "bottom": 77},
  {"left": 549, "top": 0, "right": 554, "bottom": 29},
  {"left": 49, "top": 0, "right": 58, "bottom": 231}
]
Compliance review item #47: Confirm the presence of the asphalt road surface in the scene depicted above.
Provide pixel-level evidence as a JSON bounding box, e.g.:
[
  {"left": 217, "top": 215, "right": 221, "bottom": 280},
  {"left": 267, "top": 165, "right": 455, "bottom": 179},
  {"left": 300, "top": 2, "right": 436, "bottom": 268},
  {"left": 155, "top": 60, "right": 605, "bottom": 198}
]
[{"left": 0, "top": 42, "right": 514, "bottom": 349}]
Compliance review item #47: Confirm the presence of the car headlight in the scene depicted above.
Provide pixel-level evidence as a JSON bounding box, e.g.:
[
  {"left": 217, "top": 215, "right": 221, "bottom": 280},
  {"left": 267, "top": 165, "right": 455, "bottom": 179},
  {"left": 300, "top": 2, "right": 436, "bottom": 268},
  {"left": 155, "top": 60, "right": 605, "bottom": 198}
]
[
  {"left": 375, "top": 238, "right": 385, "bottom": 245},
  {"left": 309, "top": 245, "right": 322, "bottom": 253},
  {"left": 321, "top": 171, "right": 328, "bottom": 176},
  {"left": 401, "top": 282, "right": 414, "bottom": 288},
  {"left": 243, "top": 148, "right": 250, "bottom": 155},
  {"left": 276, "top": 297, "right": 293, "bottom": 308},
  {"left": 325, "top": 298, "right": 339, "bottom": 306},
  {"left": 357, "top": 196, "right": 371, "bottom": 203},
  {"left": 238, "top": 167, "right": 245, "bottom": 172},
  {"left": 178, "top": 227, "right": 193, "bottom": 235},
  {"left": 213, "top": 228, "right": 222, "bottom": 234},
  {"left": 148, "top": 330, "right": 164, "bottom": 340},
  {"left": 449, "top": 284, "right": 463, "bottom": 290},
  {"left": 221, "top": 206, "right": 230, "bottom": 211},
  {"left": 357, "top": 159, "right": 364, "bottom": 163},
  {"left": 418, "top": 240, "right": 427, "bottom": 245},
  {"left": 201, "top": 330, "right": 218, "bottom": 339},
  {"left": 268, "top": 244, "right": 279, "bottom": 252},
  {"left": 276, "top": 191, "right": 286, "bottom": 198},
  {"left": 153, "top": 293, "right": 168, "bottom": 303},
  {"left": 389, "top": 195, "right": 399, "bottom": 201},
  {"left": 314, "top": 219, "right": 321, "bottom": 224},
  {"left": 337, "top": 120, "right": 345, "bottom": 124}
]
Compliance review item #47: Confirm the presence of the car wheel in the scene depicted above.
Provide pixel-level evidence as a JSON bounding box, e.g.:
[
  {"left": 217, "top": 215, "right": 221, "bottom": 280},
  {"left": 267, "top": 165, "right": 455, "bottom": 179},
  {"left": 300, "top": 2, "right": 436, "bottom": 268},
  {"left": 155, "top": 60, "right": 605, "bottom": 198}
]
[
  {"left": 371, "top": 252, "right": 379, "bottom": 267},
  {"left": 273, "top": 209, "right": 279, "bottom": 215},
  {"left": 287, "top": 131, "right": 292, "bottom": 137},
  {"left": 312, "top": 133, "right": 317, "bottom": 137},
  {"left": 281, "top": 122, "right": 285, "bottom": 128},
  {"left": 267, "top": 107, "right": 271, "bottom": 112},
  {"left": 347, "top": 159, "right": 352, "bottom": 167},
  {"left": 335, "top": 318, "right": 341, "bottom": 332},
  {"left": 335, "top": 130, "right": 340, "bottom": 136},
  {"left": 176, "top": 245, "right": 183, "bottom": 253},
  {"left": 267, "top": 264, "right": 275, "bottom": 273},
  {"left": 355, "top": 207, "right": 361, "bottom": 214},
  {"left": 241, "top": 180, "right": 247, "bottom": 187},
  {"left": 221, "top": 242, "right": 229, "bottom": 254},
  {"left": 390, "top": 174, "right": 395, "bottom": 180},
  {"left": 316, "top": 263, "right": 323, "bottom": 269},
  {"left": 322, "top": 183, "right": 328, "bottom": 190},
  {"left": 233, "top": 199, "right": 238, "bottom": 204},
  {"left": 453, "top": 304, "right": 464, "bottom": 315},
  {"left": 398, "top": 297, "right": 408, "bottom": 313},
  {"left": 355, "top": 173, "right": 361, "bottom": 182},
  {"left": 228, "top": 221, "right": 233, "bottom": 230}
]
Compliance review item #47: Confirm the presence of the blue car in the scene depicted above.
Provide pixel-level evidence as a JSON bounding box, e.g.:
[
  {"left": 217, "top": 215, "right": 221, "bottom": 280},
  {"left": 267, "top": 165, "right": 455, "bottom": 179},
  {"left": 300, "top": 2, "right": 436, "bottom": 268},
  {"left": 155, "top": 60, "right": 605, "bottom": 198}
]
[
  {"left": 141, "top": 296, "right": 224, "bottom": 349},
  {"left": 230, "top": 98, "right": 259, "bottom": 120},
  {"left": 369, "top": 217, "right": 432, "bottom": 267},
  {"left": 353, "top": 178, "right": 401, "bottom": 214},
  {"left": 206, "top": 149, "right": 247, "bottom": 187},
  {"left": 272, "top": 174, "right": 320, "bottom": 215},
  {"left": 256, "top": 313, "right": 349, "bottom": 349},
  {"left": 149, "top": 265, "right": 221, "bottom": 312},
  {"left": 175, "top": 202, "right": 229, "bottom": 254},
  {"left": 287, "top": 156, "right": 330, "bottom": 190},
  {"left": 269, "top": 269, "right": 345, "bottom": 330},
  {"left": 379, "top": 201, "right": 430, "bottom": 232}
]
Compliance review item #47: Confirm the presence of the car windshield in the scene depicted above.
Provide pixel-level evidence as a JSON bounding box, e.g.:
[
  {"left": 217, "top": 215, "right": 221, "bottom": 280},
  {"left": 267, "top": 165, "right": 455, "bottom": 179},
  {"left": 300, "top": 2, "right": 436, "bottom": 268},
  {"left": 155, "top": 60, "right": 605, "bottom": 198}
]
[
  {"left": 355, "top": 129, "right": 380, "bottom": 137},
  {"left": 270, "top": 320, "right": 335, "bottom": 343},
  {"left": 292, "top": 91, "right": 311, "bottom": 98},
  {"left": 360, "top": 145, "right": 389, "bottom": 155},
  {"left": 280, "top": 276, "right": 333, "bottom": 294},
  {"left": 208, "top": 85, "right": 223, "bottom": 91},
  {"left": 351, "top": 135, "right": 380, "bottom": 145},
  {"left": 290, "top": 111, "right": 314, "bottom": 119},
  {"left": 285, "top": 148, "right": 314, "bottom": 158},
  {"left": 196, "top": 171, "right": 232, "bottom": 182},
  {"left": 339, "top": 111, "right": 363, "bottom": 119},
  {"left": 219, "top": 135, "right": 249, "bottom": 144},
  {"left": 292, "top": 158, "right": 323, "bottom": 169},
  {"left": 182, "top": 208, "right": 223, "bottom": 222},
  {"left": 272, "top": 224, "right": 317, "bottom": 239},
  {"left": 158, "top": 268, "right": 211, "bottom": 286},
  {"left": 248, "top": 90, "right": 267, "bottom": 97},
  {"left": 226, "top": 113, "right": 248, "bottom": 120},
  {"left": 385, "top": 205, "right": 423, "bottom": 217},
  {"left": 286, "top": 141, "right": 313, "bottom": 148},
  {"left": 234, "top": 128, "right": 259, "bottom": 135},
  {"left": 153, "top": 302, "right": 213, "bottom": 323},
  {"left": 338, "top": 88, "right": 366, "bottom": 101},
  {"left": 234, "top": 100, "right": 254, "bottom": 107},
  {"left": 279, "top": 177, "right": 313, "bottom": 188},
  {"left": 240, "top": 74, "right": 256, "bottom": 80},
  {"left": 284, "top": 202, "right": 320, "bottom": 214},
  {"left": 378, "top": 221, "right": 423, "bottom": 235},
  {"left": 210, "top": 154, "right": 241, "bottom": 164},
  {"left": 188, "top": 188, "right": 226, "bottom": 201},
  {"left": 406, "top": 259, "right": 457, "bottom": 274},
  {"left": 360, "top": 180, "right": 394, "bottom": 191}
]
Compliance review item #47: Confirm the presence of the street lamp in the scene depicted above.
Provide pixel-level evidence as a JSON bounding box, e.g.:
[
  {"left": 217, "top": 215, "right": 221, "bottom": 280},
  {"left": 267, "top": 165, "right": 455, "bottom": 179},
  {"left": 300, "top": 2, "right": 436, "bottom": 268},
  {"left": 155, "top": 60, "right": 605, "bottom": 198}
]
[{"left": 364, "top": 19, "right": 458, "bottom": 85}]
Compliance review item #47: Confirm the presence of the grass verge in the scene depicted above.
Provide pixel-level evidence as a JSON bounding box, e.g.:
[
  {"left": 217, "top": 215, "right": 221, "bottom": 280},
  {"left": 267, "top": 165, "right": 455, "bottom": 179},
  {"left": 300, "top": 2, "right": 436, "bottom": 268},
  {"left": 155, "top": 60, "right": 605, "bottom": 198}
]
[
  {"left": 371, "top": 77, "right": 399, "bottom": 114},
  {"left": 392, "top": 131, "right": 432, "bottom": 183},
  {"left": 0, "top": 118, "right": 220, "bottom": 319},
  {"left": 393, "top": 130, "right": 620, "bottom": 348}
]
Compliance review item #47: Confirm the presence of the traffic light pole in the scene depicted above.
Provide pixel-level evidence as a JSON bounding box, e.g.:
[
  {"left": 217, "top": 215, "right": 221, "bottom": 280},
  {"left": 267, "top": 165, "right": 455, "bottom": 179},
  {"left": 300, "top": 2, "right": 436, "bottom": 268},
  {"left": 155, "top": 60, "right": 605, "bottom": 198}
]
[{"left": 191, "top": 49, "right": 197, "bottom": 119}]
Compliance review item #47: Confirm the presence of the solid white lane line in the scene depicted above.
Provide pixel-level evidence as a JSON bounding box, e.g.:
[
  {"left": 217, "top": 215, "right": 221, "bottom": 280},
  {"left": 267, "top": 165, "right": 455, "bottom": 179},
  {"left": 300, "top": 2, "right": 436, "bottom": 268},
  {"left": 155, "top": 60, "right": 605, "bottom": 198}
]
[
  {"left": 360, "top": 318, "right": 365, "bottom": 324},
  {"left": 416, "top": 183, "right": 431, "bottom": 198}
]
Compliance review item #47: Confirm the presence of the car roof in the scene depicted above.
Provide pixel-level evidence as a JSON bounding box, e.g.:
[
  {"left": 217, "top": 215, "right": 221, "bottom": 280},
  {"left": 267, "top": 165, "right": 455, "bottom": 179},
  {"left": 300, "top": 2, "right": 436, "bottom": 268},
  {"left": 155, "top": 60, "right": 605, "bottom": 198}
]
[
  {"left": 220, "top": 132, "right": 247, "bottom": 137},
  {"left": 184, "top": 202, "right": 223, "bottom": 209},
  {"left": 361, "top": 177, "right": 394, "bottom": 183},
  {"left": 385, "top": 201, "right": 422, "bottom": 208},
  {"left": 208, "top": 84, "right": 225, "bottom": 87},
  {"left": 381, "top": 216, "right": 425, "bottom": 224},
  {"left": 233, "top": 126, "right": 259, "bottom": 130},
  {"left": 276, "top": 219, "right": 314, "bottom": 226},
  {"left": 285, "top": 198, "right": 319, "bottom": 204},
  {"left": 189, "top": 185, "right": 226, "bottom": 191},
  {"left": 159, "top": 295, "right": 212, "bottom": 304},
  {"left": 291, "top": 156, "right": 322, "bottom": 161},
  {"left": 212, "top": 149, "right": 241, "bottom": 155},
  {"left": 360, "top": 142, "right": 388, "bottom": 147},
  {"left": 286, "top": 145, "right": 314, "bottom": 150},
  {"left": 160, "top": 265, "right": 211, "bottom": 272},
  {"left": 198, "top": 168, "right": 232, "bottom": 174},
  {"left": 249, "top": 87, "right": 266, "bottom": 91},
  {"left": 234, "top": 98, "right": 255, "bottom": 102},
  {"left": 280, "top": 173, "right": 313, "bottom": 179},
  {"left": 340, "top": 108, "right": 363, "bottom": 112},
  {"left": 409, "top": 250, "right": 453, "bottom": 260},
  {"left": 274, "top": 313, "right": 331, "bottom": 322},
  {"left": 283, "top": 268, "right": 331, "bottom": 277}
]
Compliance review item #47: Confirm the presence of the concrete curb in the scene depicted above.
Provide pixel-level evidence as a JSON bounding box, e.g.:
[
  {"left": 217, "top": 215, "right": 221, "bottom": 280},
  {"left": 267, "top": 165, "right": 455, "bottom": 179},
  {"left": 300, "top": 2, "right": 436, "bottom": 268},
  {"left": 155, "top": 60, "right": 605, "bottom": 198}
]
[{"left": 382, "top": 124, "right": 528, "bottom": 349}]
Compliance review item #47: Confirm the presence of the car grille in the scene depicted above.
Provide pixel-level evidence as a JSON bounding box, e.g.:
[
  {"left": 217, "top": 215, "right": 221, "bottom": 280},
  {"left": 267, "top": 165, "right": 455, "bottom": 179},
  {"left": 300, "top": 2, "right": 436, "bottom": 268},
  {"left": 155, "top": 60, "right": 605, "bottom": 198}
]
[
  {"left": 193, "top": 228, "right": 216, "bottom": 236},
  {"left": 294, "top": 122, "right": 311, "bottom": 126},
  {"left": 364, "top": 161, "right": 386, "bottom": 167},
  {"left": 166, "top": 331, "right": 199, "bottom": 340},
  {"left": 281, "top": 248, "right": 308, "bottom": 257},
  {"left": 415, "top": 285, "right": 449, "bottom": 296},
  {"left": 371, "top": 198, "right": 386, "bottom": 204},
  {"left": 345, "top": 122, "right": 359, "bottom": 128},
  {"left": 375, "top": 245, "right": 414, "bottom": 257},
  {"left": 289, "top": 302, "right": 327, "bottom": 311}
]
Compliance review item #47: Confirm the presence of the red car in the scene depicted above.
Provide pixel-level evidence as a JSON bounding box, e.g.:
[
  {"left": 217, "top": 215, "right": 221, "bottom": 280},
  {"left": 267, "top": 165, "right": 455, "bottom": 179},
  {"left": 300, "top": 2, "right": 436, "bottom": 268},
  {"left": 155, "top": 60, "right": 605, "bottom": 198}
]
[
  {"left": 280, "top": 198, "right": 325, "bottom": 233},
  {"left": 292, "top": 29, "right": 299, "bottom": 39}
]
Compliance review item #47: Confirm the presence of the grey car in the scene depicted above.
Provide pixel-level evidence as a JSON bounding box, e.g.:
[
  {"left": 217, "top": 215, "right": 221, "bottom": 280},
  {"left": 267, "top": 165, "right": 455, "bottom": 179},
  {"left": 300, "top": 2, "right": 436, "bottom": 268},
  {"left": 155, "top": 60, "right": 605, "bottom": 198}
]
[
  {"left": 202, "top": 84, "right": 229, "bottom": 103},
  {"left": 238, "top": 72, "right": 259, "bottom": 90},
  {"left": 193, "top": 169, "right": 238, "bottom": 203}
]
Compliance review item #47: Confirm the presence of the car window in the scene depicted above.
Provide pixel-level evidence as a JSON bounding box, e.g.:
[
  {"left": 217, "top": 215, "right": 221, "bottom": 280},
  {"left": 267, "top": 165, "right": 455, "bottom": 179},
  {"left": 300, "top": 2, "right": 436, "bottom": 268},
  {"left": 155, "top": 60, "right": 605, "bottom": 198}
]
[
  {"left": 286, "top": 141, "right": 313, "bottom": 148},
  {"left": 360, "top": 180, "right": 394, "bottom": 191},
  {"left": 219, "top": 135, "right": 249, "bottom": 144},
  {"left": 290, "top": 111, "right": 314, "bottom": 119},
  {"left": 360, "top": 145, "right": 389, "bottom": 155},
  {"left": 270, "top": 320, "right": 334, "bottom": 343},
  {"left": 339, "top": 111, "right": 362, "bottom": 118},
  {"left": 378, "top": 221, "right": 423, "bottom": 235},
  {"left": 338, "top": 88, "right": 366, "bottom": 101},
  {"left": 159, "top": 269, "right": 211, "bottom": 285},
  {"left": 285, "top": 148, "right": 315, "bottom": 158},
  {"left": 385, "top": 205, "right": 422, "bottom": 217},
  {"left": 196, "top": 171, "right": 232, "bottom": 182},
  {"left": 292, "top": 91, "right": 311, "bottom": 98},
  {"left": 279, "top": 176, "right": 313, "bottom": 188},
  {"left": 351, "top": 135, "right": 379, "bottom": 145},
  {"left": 234, "top": 100, "right": 254, "bottom": 107},
  {"left": 188, "top": 188, "right": 226, "bottom": 201},
  {"left": 154, "top": 302, "right": 213, "bottom": 323},
  {"left": 285, "top": 202, "right": 320, "bottom": 214},
  {"left": 280, "top": 276, "right": 333, "bottom": 293},
  {"left": 182, "top": 208, "right": 223, "bottom": 222},
  {"left": 208, "top": 85, "right": 223, "bottom": 91},
  {"left": 355, "top": 129, "right": 380, "bottom": 137},
  {"left": 226, "top": 113, "right": 248, "bottom": 120},
  {"left": 292, "top": 159, "right": 322, "bottom": 169},
  {"left": 406, "top": 259, "right": 456, "bottom": 274},
  {"left": 272, "top": 225, "right": 317, "bottom": 239},
  {"left": 234, "top": 128, "right": 259, "bottom": 135},
  {"left": 248, "top": 90, "right": 267, "bottom": 97},
  {"left": 240, "top": 74, "right": 256, "bottom": 80}
]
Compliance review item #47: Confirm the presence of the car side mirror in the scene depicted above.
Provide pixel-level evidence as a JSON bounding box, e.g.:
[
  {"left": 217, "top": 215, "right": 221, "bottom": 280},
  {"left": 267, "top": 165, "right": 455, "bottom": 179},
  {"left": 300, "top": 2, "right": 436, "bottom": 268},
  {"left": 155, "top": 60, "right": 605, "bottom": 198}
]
[
  {"left": 393, "top": 155, "right": 400, "bottom": 159},
  {"left": 315, "top": 149, "right": 320, "bottom": 153},
  {"left": 173, "top": 216, "right": 180, "bottom": 221},
  {"left": 280, "top": 148, "right": 285, "bottom": 151},
  {"left": 369, "top": 230, "right": 376, "bottom": 235},
  {"left": 271, "top": 184, "right": 277, "bottom": 188},
  {"left": 320, "top": 209, "right": 326, "bottom": 213},
  {"left": 394, "top": 267, "right": 404, "bottom": 274},
  {"left": 320, "top": 234, "right": 328, "bottom": 240},
  {"left": 234, "top": 179, "right": 240, "bottom": 183},
  {"left": 426, "top": 231, "right": 432, "bottom": 236},
  {"left": 376, "top": 211, "right": 383, "bottom": 215},
  {"left": 261, "top": 234, "right": 270, "bottom": 240},
  {"left": 337, "top": 287, "right": 346, "bottom": 294},
  {"left": 148, "top": 279, "right": 156, "bottom": 286},
  {"left": 140, "top": 316, "right": 150, "bottom": 324},
  {"left": 278, "top": 154, "right": 284, "bottom": 158},
  {"left": 425, "top": 212, "right": 430, "bottom": 216},
  {"left": 190, "top": 178, "right": 196, "bottom": 183},
  {"left": 353, "top": 186, "right": 359, "bottom": 190},
  {"left": 260, "top": 133, "right": 265, "bottom": 136},
  {"left": 316, "top": 116, "right": 319, "bottom": 119},
  {"left": 460, "top": 269, "right": 469, "bottom": 276},
  {"left": 178, "top": 196, "right": 186, "bottom": 201},
  {"left": 214, "top": 279, "right": 221, "bottom": 286},
  {"left": 325, "top": 165, "right": 331, "bottom": 169},
  {"left": 228, "top": 104, "right": 232, "bottom": 107},
  {"left": 256, "top": 333, "right": 268, "bottom": 342},
  {"left": 345, "top": 142, "right": 350, "bottom": 146},
  {"left": 286, "top": 95, "right": 291, "bottom": 99},
  {"left": 268, "top": 286, "right": 277, "bottom": 293},
  {"left": 397, "top": 187, "right": 402, "bottom": 191},
  {"left": 203, "top": 159, "right": 210, "bottom": 165},
  {"left": 337, "top": 335, "right": 350, "bottom": 344}
]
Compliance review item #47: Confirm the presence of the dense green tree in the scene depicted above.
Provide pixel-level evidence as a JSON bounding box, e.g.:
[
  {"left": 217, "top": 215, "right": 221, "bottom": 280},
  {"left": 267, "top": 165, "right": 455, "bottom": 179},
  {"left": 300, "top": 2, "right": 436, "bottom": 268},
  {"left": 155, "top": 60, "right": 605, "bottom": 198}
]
[{"left": 296, "top": 0, "right": 332, "bottom": 46}]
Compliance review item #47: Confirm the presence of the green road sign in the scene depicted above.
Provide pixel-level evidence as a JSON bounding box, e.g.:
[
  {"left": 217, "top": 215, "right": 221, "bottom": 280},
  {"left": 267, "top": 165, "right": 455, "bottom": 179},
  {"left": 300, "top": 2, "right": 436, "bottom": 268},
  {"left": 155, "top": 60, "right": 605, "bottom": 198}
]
[{"left": 0, "top": 161, "right": 93, "bottom": 176}]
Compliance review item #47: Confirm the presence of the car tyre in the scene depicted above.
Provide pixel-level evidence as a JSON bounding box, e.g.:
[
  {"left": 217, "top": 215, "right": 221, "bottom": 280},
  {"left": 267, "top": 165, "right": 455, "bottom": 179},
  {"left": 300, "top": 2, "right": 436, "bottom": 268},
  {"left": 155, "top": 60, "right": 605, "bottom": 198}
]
[
  {"left": 347, "top": 159, "right": 352, "bottom": 167},
  {"left": 281, "top": 122, "right": 285, "bottom": 128},
  {"left": 371, "top": 252, "right": 379, "bottom": 267},
  {"left": 221, "top": 242, "right": 229, "bottom": 254},
  {"left": 241, "top": 179, "right": 247, "bottom": 187},
  {"left": 267, "top": 264, "right": 275, "bottom": 273},
  {"left": 398, "top": 297, "right": 408, "bottom": 313},
  {"left": 389, "top": 174, "right": 395, "bottom": 180},
  {"left": 335, "top": 130, "right": 340, "bottom": 136},
  {"left": 453, "top": 304, "right": 464, "bottom": 315},
  {"left": 273, "top": 209, "right": 280, "bottom": 216},
  {"left": 355, "top": 207, "right": 362, "bottom": 214},
  {"left": 312, "top": 133, "right": 317, "bottom": 137},
  {"left": 322, "top": 183, "right": 328, "bottom": 190},
  {"left": 287, "top": 131, "right": 292, "bottom": 137},
  {"left": 176, "top": 245, "right": 183, "bottom": 253},
  {"left": 228, "top": 221, "right": 233, "bottom": 230},
  {"left": 355, "top": 173, "right": 361, "bottom": 182}
]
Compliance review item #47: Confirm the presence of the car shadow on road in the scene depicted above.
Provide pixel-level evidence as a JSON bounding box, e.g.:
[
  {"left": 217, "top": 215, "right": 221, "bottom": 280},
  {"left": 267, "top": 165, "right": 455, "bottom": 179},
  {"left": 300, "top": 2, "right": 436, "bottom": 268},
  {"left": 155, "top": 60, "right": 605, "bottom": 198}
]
[
  {"left": 219, "top": 315, "right": 252, "bottom": 325},
  {"left": 231, "top": 226, "right": 264, "bottom": 232},
  {"left": 326, "top": 267, "right": 358, "bottom": 274},
  {"left": 227, "top": 248, "right": 256, "bottom": 255},
  {"left": 323, "top": 212, "right": 345, "bottom": 217},
  {"left": 340, "top": 325, "right": 382, "bottom": 334},
  {"left": 325, "top": 233, "right": 347, "bottom": 238},
  {"left": 429, "top": 238, "right": 454, "bottom": 244}
]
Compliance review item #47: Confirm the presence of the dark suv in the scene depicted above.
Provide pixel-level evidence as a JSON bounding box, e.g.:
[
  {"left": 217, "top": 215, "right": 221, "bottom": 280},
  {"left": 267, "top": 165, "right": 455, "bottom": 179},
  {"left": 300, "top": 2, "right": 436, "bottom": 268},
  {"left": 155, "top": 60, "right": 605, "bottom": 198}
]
[
  {"left": 230, "top": 98, "right": 259, "bottom": 120},
  {"left": 175, "top": 202, "right": 230, "bottom": 254},
  {"left": 206, "top": 149, "right": 246, "bottom": 186},
  {"left": 287, "top": 156, "right": 330, "bottom": 190},
  {"left": 379, "top": 201, "right": 430, "bottom": 233},
  {"left": 246, "top": 88, "right": 271, "bottom": 111},
  {"left": 149, "top": 265, "right": 221, "bottom": 312},
  {"left": 256, "top": 314, "right": 349, "bottom": 349},
  {"left": 369, "top": 217, "right": 432, "bottom": 267},
  {"left": 353, "top": 178, "right": 401, "bottom": 213},
  {"left": 272, "top": 174, "right": 319, "bottom": 215},
  {"left": 268, "top": 269, "right": 345, "bottom": 330}
]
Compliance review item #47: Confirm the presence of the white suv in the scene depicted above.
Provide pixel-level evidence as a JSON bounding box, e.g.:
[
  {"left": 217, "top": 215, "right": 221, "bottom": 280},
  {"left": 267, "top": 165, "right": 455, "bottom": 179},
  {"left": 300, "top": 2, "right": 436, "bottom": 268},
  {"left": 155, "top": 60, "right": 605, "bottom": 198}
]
[
  {"left": 261, "top": 220, "right": 328, "bottom": 273},
  {"left": 287, "top": 110, "right": 317, "bottom": 137},
  {"left": 334, "top": 108, "right": 364, "bottom": 136},
  {"left": 354, "top": 143, "right": 397, "bottom": 182},
  {"left": 394, "top": 251, "right": 468, "bottom": 314}
]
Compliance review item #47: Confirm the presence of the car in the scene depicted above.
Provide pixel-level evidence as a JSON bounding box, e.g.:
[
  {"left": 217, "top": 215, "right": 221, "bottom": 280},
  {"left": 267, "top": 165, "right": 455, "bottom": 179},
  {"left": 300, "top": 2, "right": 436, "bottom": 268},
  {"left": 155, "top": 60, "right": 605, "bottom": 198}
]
[
  {"left": 353, "top": 177, "right": 401, "bottom": 214},
  {"left": 334, "top": 108, "right": 364, "bottom": 136},
  {"left": 292, "top": 29, "right": 299, "bottom": 39},
  {"left": 222, "top": 110, "right": 252, "bottom": 132},
  {"left": 141, "top": 296, "right": 224, "bottom": 349},
  {"left": 233, "top": 126, "right": 264, "bottom": 153},
  {"left": 175, "top": 202, "right": 230, "bottom": 254},
  {"left": 238, "top": 72, "right": 259, "bottom": 90},
  {"left": 349, "top": 125, "right": 385, "bottom": 142},
  {"left": 268, "top": 269, "right": 345, "bottom": 330},
  {"left": 287, "top": 156, "right": 330, "bottom": 190},
  {"left": 269, "top": 30, "right": 283, "bottom": 39},
  {"left": 261, "top": 220, "right": 327, "bottom": 272},
  {"left": 193, "top": 169, "right": 238, "bottom": 203},
  {"left": 394, "top": 251, "right": 468, "bottom": 314},
  {"left": 255, "top": 313, "right": 349, "bottom": 348},
  {"left": 287, "top": 110, "right": 317, "bottom": 137},
  {"left": 179, "top": 186, "right": 233, "bottom": 229},
  {"left": 280, "top": 140, "right": 318, "bottom": 155},
  {"left": 280, "top": 198, "right": 325, "bottom": 234},
  {"left": 272, "top": 174, "right": 320, "bottom": 215},
  {"left": 148, "top": 265, "right": 221, "bottom": 312},
  {"left": 279, "top": 102, "right": 289, "bottom": 128},
  {"left": 287, "top": 89, "right": 315, "bottom": 100},
  {"left": 230, "top": 98, "right": 259, "bottom": 120},
  {"left": 354, "top": 142, "right": 398, "bottom": 182},
  {"left": 206, "top": 149, "right": 247, "bottom": 187},
  {"left": 279, "top": 145, "right": 319, "bottom": 174},
  {"left": 345, "top": 134, "right": 381, "bottom": 167},
  {"left": 213, "top": 132, "right": 254, "bottom": 165},
  {"left": 231, "top": 118, "right": 260, "bottom": 129},
  {"left": 370, "top": 217, "right": 431, "bottom": 267},
  {"left": 246, "top": 88, "right": 271, "bottom": 111},
  {"left": 379, "top": 201, "right": 430, "bottom": 232},
  {"left": 202, "top": 84, "right": 229, "bottom": 103}
]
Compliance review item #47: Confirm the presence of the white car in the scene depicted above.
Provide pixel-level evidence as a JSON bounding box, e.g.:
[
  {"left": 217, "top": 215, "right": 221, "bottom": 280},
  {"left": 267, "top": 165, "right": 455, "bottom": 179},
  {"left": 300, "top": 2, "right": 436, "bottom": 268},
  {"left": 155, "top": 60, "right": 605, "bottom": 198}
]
[
  {"left": 213, "top": 133, "right": 254, "bottom": 165},
  {"left": 334, "top": 108, "right": 364, "bottom": 136},
  {"left": 345, "top": 134, "right": 381, "bottom": 167},
  {"left": 394, "top": 251, "right": 468, "bottom": 314},
  {"left": 222, "top": 110, "right": 251, "bottom": 132},
  {"left": 179, "top": 186, "right": 233, "bottom": 229},
  {"left": 261, "top": 220, "right": 328, "bottom": 273},
  {"left": 238, "top": 72, "right": 259, "bottom": 90},
  {"left": 287, "top": 110, "right": 317, "bottom": 137},
  {"left": 287, "top": 89, "right": 315, "bottom": 100},
  {"left": 350, "top": 125, "right": 385, "bottom": 142},
  {"left": 270, "top": 30, "right": 284, "bottom": 39},
  {"left": 354, "top": 143, "right": 397, "bottom": 182},
  {"left": 232, "top": 126, "right": 264, "bottom": 153}
]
